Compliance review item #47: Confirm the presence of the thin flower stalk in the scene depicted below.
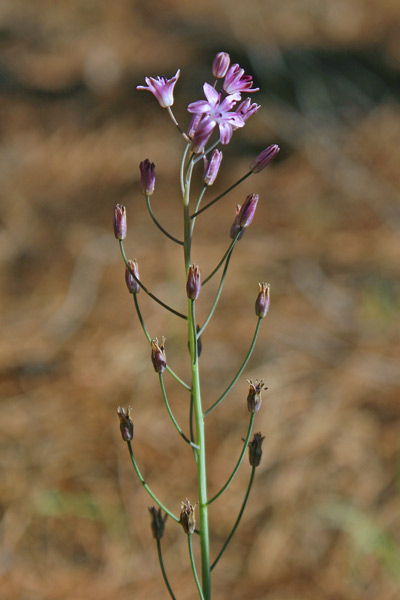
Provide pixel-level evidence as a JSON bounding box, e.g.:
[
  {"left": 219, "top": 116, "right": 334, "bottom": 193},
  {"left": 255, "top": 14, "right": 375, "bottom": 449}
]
[
  {"left": 198, "top": 249, "right": 234, "bottom": 338},
  {"left": 202, "top": 229, "right": 241, "bottom": 286},
  {"left": 120, "top": 240, "right": 187, "bottom": 320},
  {"left": 204, "top": 317, "right": 263, "bottom": 416},
  {"left": 188, "top": 534, "right": 205, "bottom": 600},
  {"left": 159, "top": 374, "right": 200, "bottom": 449},
  {"left": 190, "top": 171, "right": 252, "bottom": 219},
  {"left": 145, "top": 195, "right": 184, "bottom": 245},
  {"left": 210, "top": 466, "right": 256, "bottom": 571},
  {"left": 126, "top": 441, "right": 180, "bottom": 524},
  {"left": 156, "top": 538, "right": 177, "bottom": 600},
  {"left": 207, "top": 412, "right": 255, "bottom": 505},
  {"left": 190, "top": 184, "right": 208, "bottom": 235},
  {"left": 133, "top": 295, "right": 191, "bottom": 391},
  {"left": 167, "top": 106, "right": 190, "bottom": 141}
]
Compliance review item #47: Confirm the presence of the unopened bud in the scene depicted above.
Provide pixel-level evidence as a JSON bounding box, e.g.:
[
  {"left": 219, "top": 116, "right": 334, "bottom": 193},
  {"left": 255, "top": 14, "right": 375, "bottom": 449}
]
[
  {"left": 230, "top": 204, "right": 245, "bottom": 240},
  {"left": 236, "top": 193, "right": 258, "bottom": 228},
  {"left": 186, "top": 264, "right": 201, "bottom": 300},
  {"left": 114, "top": 204, "right": 127, "bottom": 240},
  {"left": 250, "top": 144, "right": 280, "bottom": 173},
  {"left": 180, "top": 499, "right": 196, "bottom": 535},
  {"left": 151, "top": 337, "right": 167, "bottom": 374},
  {"left": 247, "top": 379, "right": 267, "bottom": 413},
  {"left": 248, "top": 432, "right": 265, "bottom": 467},
  {"left": 117, "top": 406, "right": 134, "bottom": 441},
  {"left": 203, "top": 150, "right": 223, "bottom": 186},
  {"left": 255, "top": 282, "right": 270, "bottom": 318},
  {"left": 148, "top": 506, "right": 167, "bottom": 539},
  {"left": 187, "top": 114, "right": 202, "bottom": 139},
  {"left": 139, "top": 159, "right": 156, "bottom": 195},
  {"left": 190, "top": 118, "right": 214, "bottom": 154},
  {"left": 212, "top": 52, "right": 230, "bottom": 79},
  {"left": 125, "top": 259, "right": 140, "bottom": 294}
]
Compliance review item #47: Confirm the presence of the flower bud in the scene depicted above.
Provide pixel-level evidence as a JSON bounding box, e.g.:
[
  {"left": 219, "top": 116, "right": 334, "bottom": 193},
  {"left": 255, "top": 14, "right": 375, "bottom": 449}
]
[
  {"left": 151, "top": 337, "right": 167, "bottom": 374},
  {"left": 203, "top": 150, "right": 223, "bottom": 186},
  {"left": 139, "top": 159, "right": 155, "bottom": 195},
  {"left": 187, "top": 114, "right": 202, "bottom": 139},
  {"left": 236, "top": 193, "right": 258, "bottom": 228},
  {"left": 248, "top": 432, "right": 265, "bottom": 467},
  {"left": 230, "top": 204, "right": 245, "bottom": 240},
  {"left": 250, "top": 144, "right": 280, "bottom": 173},
  {"left": 247, "top": 379, "right": 267, "bottom": 413},
  {"left": 114, "top": 204, "right": 127, "bottom": 240},
  {"left": 255, "top": 282, "right": 270, "bottom": 318},
  {"left": 186, "top": 264, "right": 201, "bottom": 300},
  {"left": 148, "top": 506, "right": 167, "bottom": 540},
  {"left": 125, "top": 259, "right": 140, "bottom": 294},
  {"left": 180, "top": 499, "right": 196, "bottom": 535},
  {"left": 212, "top": 52, "right": 230, "bottom": 78},
  {"left": 190, "top": 118, "right": 214, "bottom": 154},
  {"left": 117, "top": 406, "right": 134, "bottom": 441}
]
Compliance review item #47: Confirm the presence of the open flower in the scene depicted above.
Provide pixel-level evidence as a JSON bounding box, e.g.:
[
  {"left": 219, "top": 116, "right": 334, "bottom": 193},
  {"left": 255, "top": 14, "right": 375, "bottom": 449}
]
[
  {"left": 187, "top": 83, "right": 244, "bottom": 145},
  {"left": 223, "top": 64, "right": 259, "bottom": 94},
  {"left": 137, "top": 70, "right": 180, "bottom": 108}
]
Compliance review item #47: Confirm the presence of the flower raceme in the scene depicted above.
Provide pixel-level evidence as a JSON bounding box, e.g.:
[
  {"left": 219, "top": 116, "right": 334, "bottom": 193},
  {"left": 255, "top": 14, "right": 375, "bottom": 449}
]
[{"left": 137, "top": 70, "right": 180, "bottom": 108}]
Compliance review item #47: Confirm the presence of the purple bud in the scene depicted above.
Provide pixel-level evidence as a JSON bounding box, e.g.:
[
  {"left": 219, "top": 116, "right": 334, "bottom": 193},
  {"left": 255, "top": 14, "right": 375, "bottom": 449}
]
[
  {"left": 139, "top": 159, "right": 155, "bottom": 195},
  {"left": 247, "top": 379, "right": 267, "bottom": 413},
  {"left": 230, "top": 204, "right": 245, "bottom": 240},
  {"left": 114, "top": 204, "right": 127, "bottom": 240},
  {"left": 203, "top": 150, "right": 223, "bottom": 186},
  {"left": 186, "top": 264, "right": 201, "bottom": 300},
  {"left": 187, "top": 114, "right": 202, "bottom": 138},
  {"left": 125, "top": 259, "right": 140, "bottom": 294},
  {"left": 148, "top": 507, "right": 167, "bottom": 540},
  {"left": 248, "top": 432, "right": 265, "bottom": 467},
  {"left": 255, "top": 282, "right": 270, "bottom": 318},
  {"left": 151, "top": 337, "right": 167, "bottom": 374},
  {"left": 180, "top": 499, "right": 196, "bottom": 535},
  {"left": 117, "top": 406, "right": 134, "bottom": 441},
  {"left": 237, "top": 193, "right": 259, "bottom": 228},
  {"left": 212, "top": 52, "right": 230, "bottom": 78},
  {"left": 250, "top": 144, "right": 280, "bottom": 173},
  {"left": 190, "top": 118, "right": 215, "bottom": 154}
]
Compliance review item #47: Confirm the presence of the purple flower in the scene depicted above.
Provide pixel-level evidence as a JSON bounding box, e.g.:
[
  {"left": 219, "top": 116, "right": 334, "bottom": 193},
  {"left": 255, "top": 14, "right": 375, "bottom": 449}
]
[
  {"left": 186, "top": 264, "right": 201, "bottom": 300},
  {"left": 137, "top": 70, "right": 180, "bottom": 108},
  {"left": 114, "top": 204, "right": 127, "bottom": 240},
  {"left": 190, "top": 117, "right": 215, "bottom": 154},
  {"left": 236, "top": 98, "right": 261, "bottom": 123},
  {"left": 250, "top": 144, "right": 280, "bottom": 173},
  {"left": 223, "top": 64, "right": 259, "bottom": 95},
  {"left": 187, "top": 83, "right": 244, "bottom": 145},
  {"left": 203, "top": 149, "right": 223, "bottom": 186},
  {"left": 212, "top": 52, "right": 230, "bottom": 78},
  {"left": 139, "top": 159, "right": 155, "bottom": 195},
  {"left": 255, "top": 282, "right": 270, "bottom": 318}
]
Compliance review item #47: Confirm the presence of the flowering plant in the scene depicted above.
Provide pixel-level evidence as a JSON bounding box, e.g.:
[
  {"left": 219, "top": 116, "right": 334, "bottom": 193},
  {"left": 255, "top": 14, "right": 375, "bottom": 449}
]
[{"left": 114, "top": 51, "right": 279, "bottom": 599}]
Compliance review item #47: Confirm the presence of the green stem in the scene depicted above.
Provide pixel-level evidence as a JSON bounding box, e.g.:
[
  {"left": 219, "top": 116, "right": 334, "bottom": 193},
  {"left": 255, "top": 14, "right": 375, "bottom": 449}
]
[
  {"left": 210, "top": 466, "right": 256, "bottom": 571},
  {"left": 190, "top": 171, "right": 252, "bottom": 219},
  {"left": 146, "top": 195, "right": 183, "bottom": 245},
  {"left": 202, "top": 233, "right": 240, "bottom": 286},
  {"left": 159, "top": 374, "right": 199, "bottom": 449},
  {"left": 188, "top": 535, "right": 205, "bottom": 600},
  {"left": 156, "top": 538, "right": 177, "bottom": 600},
  {"left": 167, "top": 106, "right": 190, "bottom": 142},
  {"left": 133, "top": 295, "right": 191, "bottom": 392},
  {"left": 120, "top": 241, "right": 187, "bottom": 320},
  {"left": 207, "top": 413, "right": 255, "bottom": 505},
  {"left": 126, "top": 441, "right": 180, "bottom": 524},
  {"left": 204, "top": 318, "right": 262, "bottom": 416},
  {"left": 198, "top": 250, "right": 233, "bottom": 338},
  {"left": 190, "top": 185, "right": 208, "bottom": 236}
]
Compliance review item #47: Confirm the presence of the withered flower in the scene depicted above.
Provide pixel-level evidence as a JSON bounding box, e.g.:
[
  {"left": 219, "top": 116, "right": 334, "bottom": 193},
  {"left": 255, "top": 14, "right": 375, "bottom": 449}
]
[
  {"left": 148, "top": 506, "right": 167, "bottom": 539},
  {"left": 180, "top": 498, "right": 196, "bottom": 535},
  {"left": 117, "top": 406, "right": 134, "bottom": 442},
  {"left": 151, "top": 337, "right": 167, "bottom": 374},
  {"left": 248, "top": 432, "right": 265, "bottom": 467},
  {"left": 247, "top": 379, "right": 267, "bottom": 413}
]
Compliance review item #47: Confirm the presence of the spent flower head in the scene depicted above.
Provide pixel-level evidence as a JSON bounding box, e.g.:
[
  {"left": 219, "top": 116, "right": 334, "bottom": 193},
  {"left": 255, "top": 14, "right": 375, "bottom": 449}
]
[
  {"left": 255, "top": 282, "right": 270, "bottom": 318},
  {"left": 148, "top": 507, "right": 167, "bottom": 539},
  {"left": 114, "top": 204, "right": 127, "bottom": 240},
  {"left": 247, "top": 379, "right": 267, "bottom": 413},
  {"left": 180, "top": 499, "right": 196, "bottom": 535},
  {"left": 117, "top": 406, "right": 134, "bottom": 442},
  {"left": 248, "top": 432, "right": 265, "bottom": 467},
  {"left": 137, "top": 70, "right": 180, "bottom": 108},
  {"left": 186, "top": 264, "right": 201, "bottom": 300},
  {"left": 125, "top": 259, "right": 140, "bottom": 295},
  {"left": 151, "top": 337, "right": 167, "bottom": 374},
  {"left": 140, "top": 159, "right": 156, "bottom": 195}
]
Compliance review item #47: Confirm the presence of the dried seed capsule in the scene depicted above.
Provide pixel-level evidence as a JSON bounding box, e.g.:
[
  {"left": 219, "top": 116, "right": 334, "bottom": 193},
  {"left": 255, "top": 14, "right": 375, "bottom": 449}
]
[
  {"left": 247, "top": 379, "right": 267, "bottom": 413},
  {"left": 148, "top": 507, "right": 167, "bottom": 539},
  {"left": 180, "top": 499, "right": 196, "bottom": 535},
  {"left": 125, "top": 259, "right": 140, "bottom": 294},
  {"left": 151, "top": 337, "right": 167, "bottom": 374},
  {"left": 248, "top": 432, "right": 265, "bottom": 467},
  {"left": 255, "top": 282, "right": 270, "bottom": 318},
  {"left": 186, "top": 264, "right": 201, "bottom": 300},
  {"left": 114, "top": 204, "right": 127, "bottom": 240},
  {"left": 139, "top": 159, "right": 155, "bottom": 196},
  {"left": 117, "top": 406, "right": 134, "bottom": 441}
]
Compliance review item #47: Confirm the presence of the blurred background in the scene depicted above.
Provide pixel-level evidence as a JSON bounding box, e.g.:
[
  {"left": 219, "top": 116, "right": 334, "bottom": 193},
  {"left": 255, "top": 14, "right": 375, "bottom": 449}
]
[{"left": 1, "top": 0, "right": 400, "bottom": 598}]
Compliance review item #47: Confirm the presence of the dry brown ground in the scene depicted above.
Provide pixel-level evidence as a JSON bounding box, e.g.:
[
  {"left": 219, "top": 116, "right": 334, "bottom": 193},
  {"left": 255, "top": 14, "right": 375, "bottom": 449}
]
[{"left": 1, "top": 1, "right": 400, "bottom": 599}]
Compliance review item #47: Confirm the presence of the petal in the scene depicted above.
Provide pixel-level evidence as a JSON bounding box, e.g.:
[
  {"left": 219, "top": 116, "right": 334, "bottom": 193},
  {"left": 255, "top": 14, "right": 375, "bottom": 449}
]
[
  {"left": 187, "top": 100, "right": 212, "bottom": 114},
  {"left": 203, "top": 82, "right": 220, "bottom": 107}
]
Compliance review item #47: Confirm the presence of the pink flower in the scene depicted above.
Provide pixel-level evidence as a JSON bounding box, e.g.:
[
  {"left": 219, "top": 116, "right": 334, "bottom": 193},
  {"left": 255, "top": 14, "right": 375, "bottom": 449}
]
[
  {"left": 236, "top": 98, "right": 261, "bottom": 122},
  {"left": 187, "top": 83, "right": 244, "bottom": 145},
  {"left": 223, "top": 64, "right": 259, "bottom": 94},
  {"left": 137, "top": 70, "right": 180, "bottom": 108}
]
